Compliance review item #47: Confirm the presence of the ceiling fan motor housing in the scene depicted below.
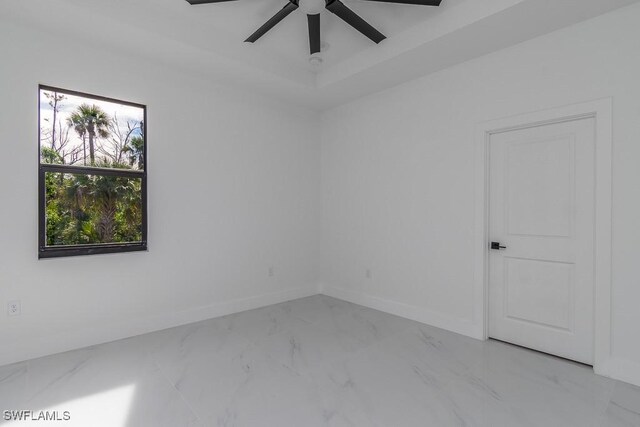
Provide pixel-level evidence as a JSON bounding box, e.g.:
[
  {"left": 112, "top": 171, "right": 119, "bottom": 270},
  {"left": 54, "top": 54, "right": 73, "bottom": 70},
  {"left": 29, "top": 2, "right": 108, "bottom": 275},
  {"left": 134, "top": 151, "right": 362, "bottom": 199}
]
[{"left": 298, "top": 0, "right": 325, "bottom": 14}]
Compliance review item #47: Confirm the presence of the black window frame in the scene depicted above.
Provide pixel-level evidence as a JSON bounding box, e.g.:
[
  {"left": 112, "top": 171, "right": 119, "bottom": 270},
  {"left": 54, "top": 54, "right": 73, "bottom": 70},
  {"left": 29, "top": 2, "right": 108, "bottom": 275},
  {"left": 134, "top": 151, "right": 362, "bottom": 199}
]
[{"left": 38, "top": 85, "right": 148, "bottom": 259}]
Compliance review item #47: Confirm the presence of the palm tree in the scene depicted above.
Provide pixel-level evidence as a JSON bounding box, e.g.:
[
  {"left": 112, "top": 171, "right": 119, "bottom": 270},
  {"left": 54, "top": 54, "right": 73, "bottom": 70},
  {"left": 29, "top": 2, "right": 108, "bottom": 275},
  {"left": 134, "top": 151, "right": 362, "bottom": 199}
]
[
  {"left": 124, "top": 135, "right": 145, "bottom": 169},
  {"left": 90, "top": 166, "right": 140, "bottom": 242},
  {"left": 67, "top": 104, "right": 110, "bottom": 166},
  {"left": 58, "top": 164, "right": 140, "bottom": 243}
]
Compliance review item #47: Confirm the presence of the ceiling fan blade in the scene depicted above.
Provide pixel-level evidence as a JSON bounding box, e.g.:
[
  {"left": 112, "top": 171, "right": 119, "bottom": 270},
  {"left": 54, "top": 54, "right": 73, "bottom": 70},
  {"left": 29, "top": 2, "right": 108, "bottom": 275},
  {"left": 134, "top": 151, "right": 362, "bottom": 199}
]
[
  {"left": 186, "top": 0, "right": 238, "bottom": 4},
  {"left": 325, "top": 0, "right": 385, "bottom": 44},
  {"left": 245, "top": 2, "right": 299, "bottom": 43},
  {"left": 356, "top": 0, "right": 441, "bottom": 5},
  {"left": 307, "top": 14, "right": 321, "bottom": 55}
]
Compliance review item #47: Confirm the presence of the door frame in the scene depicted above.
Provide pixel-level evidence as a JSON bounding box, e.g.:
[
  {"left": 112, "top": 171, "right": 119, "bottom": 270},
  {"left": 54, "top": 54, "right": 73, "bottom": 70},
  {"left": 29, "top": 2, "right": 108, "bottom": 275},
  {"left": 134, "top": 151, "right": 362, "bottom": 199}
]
[{"left": 473, "top": 98, "right": 613, "bottom": 376}]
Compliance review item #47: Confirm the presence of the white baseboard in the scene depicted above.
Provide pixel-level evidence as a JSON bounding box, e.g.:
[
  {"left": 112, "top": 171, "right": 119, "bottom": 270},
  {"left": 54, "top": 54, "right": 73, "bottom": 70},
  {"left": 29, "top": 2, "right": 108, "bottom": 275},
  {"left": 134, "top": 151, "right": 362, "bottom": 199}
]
[
  {"left": 320, "top": 283, "right": 482, "bottom": 340},
  {"left": 170, "top": 285, "right": 318, "bottom": 326},
  {"left": 0, "top": 285, "right": 317, "bottom": 367},
  {"left": 599, "top": 357, "right": 640, "bottom": 388},
  {"left": 8, "top": 282, "right": 639, "bottom": 388},
  {"left": 320, "top": 285, "right": 640, "bottom": 386}
]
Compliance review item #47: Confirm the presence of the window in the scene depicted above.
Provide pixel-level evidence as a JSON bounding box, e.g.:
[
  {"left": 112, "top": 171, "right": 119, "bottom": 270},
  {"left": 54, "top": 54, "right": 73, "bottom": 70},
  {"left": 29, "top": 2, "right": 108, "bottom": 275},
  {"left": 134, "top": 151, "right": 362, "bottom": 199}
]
[{"left": 38, "top": 85, "right": 147, "bottom": 258}]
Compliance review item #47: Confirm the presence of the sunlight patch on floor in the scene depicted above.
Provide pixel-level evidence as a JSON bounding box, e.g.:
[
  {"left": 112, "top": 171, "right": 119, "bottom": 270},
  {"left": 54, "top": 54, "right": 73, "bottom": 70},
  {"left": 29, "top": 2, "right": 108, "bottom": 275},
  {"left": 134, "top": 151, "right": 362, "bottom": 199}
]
[{"left": 4, "top": 384, "right": 136, "bottom": 427}]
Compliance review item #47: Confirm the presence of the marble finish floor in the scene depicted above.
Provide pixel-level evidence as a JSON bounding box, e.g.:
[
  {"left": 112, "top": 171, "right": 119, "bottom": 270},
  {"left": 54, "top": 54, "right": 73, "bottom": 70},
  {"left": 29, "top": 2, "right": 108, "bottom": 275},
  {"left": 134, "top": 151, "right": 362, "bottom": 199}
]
[{"left": 1, "top": 295, "right": 639, "bottom": 426}]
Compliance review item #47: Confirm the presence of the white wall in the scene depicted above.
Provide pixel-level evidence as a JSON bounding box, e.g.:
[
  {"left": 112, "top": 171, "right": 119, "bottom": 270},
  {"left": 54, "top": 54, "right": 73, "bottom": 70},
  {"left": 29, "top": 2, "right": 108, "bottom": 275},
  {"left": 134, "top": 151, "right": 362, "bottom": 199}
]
[
  {"left": 0, "top": 21, "right": 321, "bottom": 366},
  {"left": 321, "top": 3, "right": 640, "bottom": 386},
  {"left": 2, "top": 0, "right": 639, "bottom": 389}
]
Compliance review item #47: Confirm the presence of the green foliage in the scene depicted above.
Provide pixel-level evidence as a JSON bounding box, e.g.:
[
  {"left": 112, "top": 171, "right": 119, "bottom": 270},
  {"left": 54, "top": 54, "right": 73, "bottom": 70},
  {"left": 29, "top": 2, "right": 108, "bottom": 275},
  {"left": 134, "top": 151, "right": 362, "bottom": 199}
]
[
  {"left": 44, "top": 164, "right": 142, "bottom": 246},
  {"left": 41, "top": 147, "right": 63, "bottom": 164}
]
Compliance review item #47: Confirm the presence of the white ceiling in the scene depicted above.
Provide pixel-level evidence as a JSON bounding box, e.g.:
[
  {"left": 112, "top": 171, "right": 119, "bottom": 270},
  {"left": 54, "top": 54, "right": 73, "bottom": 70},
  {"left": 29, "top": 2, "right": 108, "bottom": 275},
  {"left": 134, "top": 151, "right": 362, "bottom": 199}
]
[{"left": 1, "top": 0, "right": 639, "bottom": 109}]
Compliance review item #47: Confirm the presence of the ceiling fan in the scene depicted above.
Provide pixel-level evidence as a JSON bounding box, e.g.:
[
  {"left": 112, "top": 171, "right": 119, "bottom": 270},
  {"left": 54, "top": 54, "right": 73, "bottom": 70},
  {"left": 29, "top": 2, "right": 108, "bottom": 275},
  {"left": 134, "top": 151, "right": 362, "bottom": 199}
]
[{"left": 186, "top": 0, "right": 442, "bottom": 55}]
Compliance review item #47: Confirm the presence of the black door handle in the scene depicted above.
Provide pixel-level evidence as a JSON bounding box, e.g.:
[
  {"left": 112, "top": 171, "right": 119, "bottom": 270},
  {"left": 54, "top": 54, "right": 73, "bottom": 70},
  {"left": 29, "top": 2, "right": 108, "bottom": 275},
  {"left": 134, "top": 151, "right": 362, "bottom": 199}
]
[{"left": 491, "top": 242, "right": 507, "bottom": 250}]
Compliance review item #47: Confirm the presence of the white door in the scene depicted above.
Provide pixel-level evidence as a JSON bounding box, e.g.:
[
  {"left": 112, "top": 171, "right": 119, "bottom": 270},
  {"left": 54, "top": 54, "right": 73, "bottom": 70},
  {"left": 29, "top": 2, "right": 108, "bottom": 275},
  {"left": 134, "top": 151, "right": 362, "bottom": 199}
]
[{"left": 488, "top": 117, "right": 595, "bottom": 365}]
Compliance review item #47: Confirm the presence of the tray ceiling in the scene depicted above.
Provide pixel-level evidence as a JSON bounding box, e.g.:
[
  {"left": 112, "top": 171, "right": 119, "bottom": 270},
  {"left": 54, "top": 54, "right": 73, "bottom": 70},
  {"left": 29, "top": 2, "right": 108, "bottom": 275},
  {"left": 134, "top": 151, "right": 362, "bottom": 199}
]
[{"left": 1, "top": 0, "right": 638, "bottom": 109}]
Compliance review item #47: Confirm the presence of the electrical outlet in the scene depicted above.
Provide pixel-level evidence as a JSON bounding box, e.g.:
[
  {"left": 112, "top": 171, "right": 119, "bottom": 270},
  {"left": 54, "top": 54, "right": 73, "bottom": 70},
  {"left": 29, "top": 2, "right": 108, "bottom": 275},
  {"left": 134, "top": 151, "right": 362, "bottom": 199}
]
[
  {"left": 268, "top": 266, "right": 274, "bottom": 277},
  {"left": 8, "top": 300, "right": 21, "bottom": 316},
  {"left": 365, "top": 269, "right": 372, "bottom": 279}
]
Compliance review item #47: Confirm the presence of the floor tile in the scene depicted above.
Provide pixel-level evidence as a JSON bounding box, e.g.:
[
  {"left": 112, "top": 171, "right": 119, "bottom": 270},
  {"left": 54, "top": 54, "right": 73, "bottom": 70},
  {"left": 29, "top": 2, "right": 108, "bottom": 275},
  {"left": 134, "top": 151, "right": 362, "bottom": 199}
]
[
  {"left": 260, "top": 320, "right": 367, "bottom": 376},
  {"left": 218, "top": 303, "right": 312, "bottom": 346},
  {"left": 313, "top": 301, "right": 413, "bottom": 348},
  {"left": 0, "top": 295, "right": 637, "bottom": 427},
  {"left": 601, "top": 381, "right": 640, "bottom": 427},
  {"left": 0, "top": 362, "right": 28, "bottom": 411},
  {"left": 10, "top": 338, "right": 198, "bottom": 426}
]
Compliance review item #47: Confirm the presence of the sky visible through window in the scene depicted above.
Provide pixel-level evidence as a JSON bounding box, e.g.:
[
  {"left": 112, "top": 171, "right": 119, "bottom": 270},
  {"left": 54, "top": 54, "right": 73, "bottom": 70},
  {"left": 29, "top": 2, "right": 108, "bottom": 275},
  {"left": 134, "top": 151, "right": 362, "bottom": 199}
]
[{"left": 39, "top": 89, "right": 144, "bottom": 169}]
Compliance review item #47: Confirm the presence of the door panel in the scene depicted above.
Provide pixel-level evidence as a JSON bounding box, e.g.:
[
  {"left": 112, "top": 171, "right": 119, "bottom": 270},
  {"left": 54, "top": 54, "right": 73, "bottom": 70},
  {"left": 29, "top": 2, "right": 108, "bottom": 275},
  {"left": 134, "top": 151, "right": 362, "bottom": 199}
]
[
  {"left": 504, "top": 257, "right": 574, "bottom": 331},
  {"left": 489, "top": 118, "right": 595, "bottom": 365},
  {"left": 506, "top": 136, "right": 574, "bottom": 238}
]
